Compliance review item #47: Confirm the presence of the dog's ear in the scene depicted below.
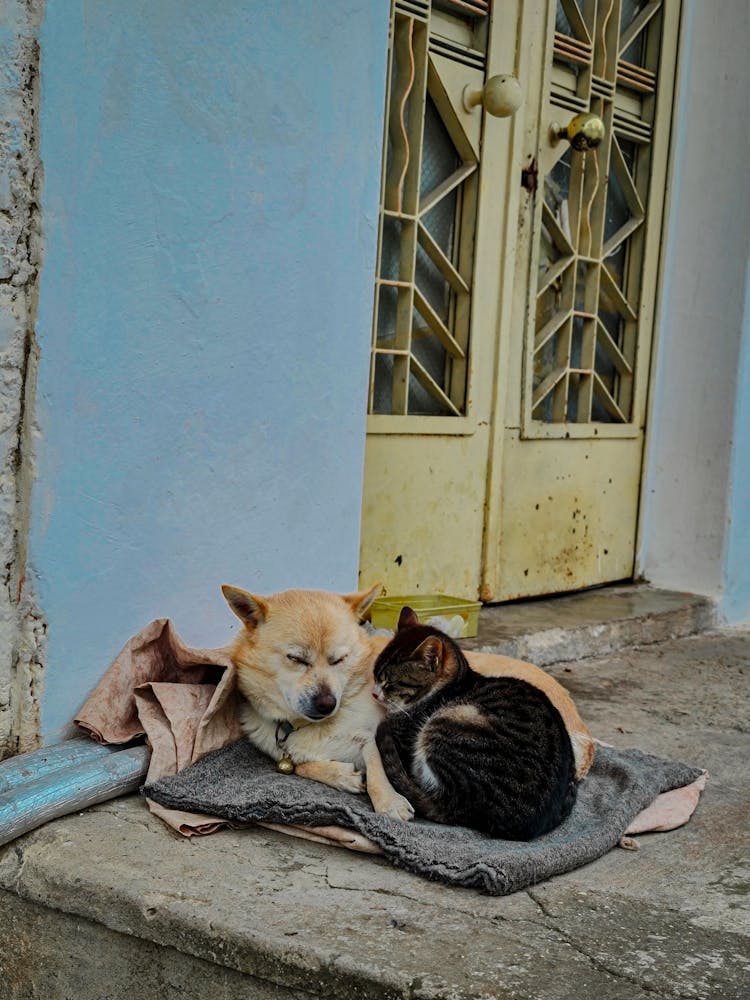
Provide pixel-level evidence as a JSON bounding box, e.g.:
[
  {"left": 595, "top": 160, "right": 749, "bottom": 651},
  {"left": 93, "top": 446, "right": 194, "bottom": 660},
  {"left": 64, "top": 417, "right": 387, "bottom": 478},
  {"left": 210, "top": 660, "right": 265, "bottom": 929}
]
[
  {"left": 221, "top": 585, "right": 269, "bottom": 629},
  {"left": 340, "top": 582, "right": 383, "bottom": 621},
  {"left": 397, "top": 606, "right": 420, "bottom": 631}
]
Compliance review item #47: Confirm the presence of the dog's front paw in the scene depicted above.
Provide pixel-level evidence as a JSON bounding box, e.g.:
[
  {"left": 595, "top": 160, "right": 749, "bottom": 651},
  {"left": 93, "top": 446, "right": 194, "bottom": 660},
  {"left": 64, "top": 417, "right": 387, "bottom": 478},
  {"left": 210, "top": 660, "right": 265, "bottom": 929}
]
[
  {"left": 294, "top": 759, "right": 366, "bottom": 794},
  {"left": 375, "top": 791, "right": 415, "bottom": 822},
  {"left": 328, "top": 762, "right": 367, "bottom": 795}
]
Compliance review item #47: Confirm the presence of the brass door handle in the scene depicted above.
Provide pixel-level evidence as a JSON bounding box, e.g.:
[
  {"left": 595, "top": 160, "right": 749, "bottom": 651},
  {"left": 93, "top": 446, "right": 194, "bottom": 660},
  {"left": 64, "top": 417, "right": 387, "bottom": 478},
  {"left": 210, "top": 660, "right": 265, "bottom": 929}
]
[
  {"left": 549, "top": 112, "right": 605, "bottom": 151},
  {"left": 463, "top": 75, "right": 523, "bottom": 118}
]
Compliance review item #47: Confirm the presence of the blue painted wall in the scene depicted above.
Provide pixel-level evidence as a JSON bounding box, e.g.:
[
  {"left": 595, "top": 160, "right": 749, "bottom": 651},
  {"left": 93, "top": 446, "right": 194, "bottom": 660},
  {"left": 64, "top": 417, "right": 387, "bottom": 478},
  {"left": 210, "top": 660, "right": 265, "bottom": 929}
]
[
  {"left": 722, "top": 260, "right": 750, "bottom": 625},
  {"left": 32, "top": 1, "right": 389, "bottom": 738}
]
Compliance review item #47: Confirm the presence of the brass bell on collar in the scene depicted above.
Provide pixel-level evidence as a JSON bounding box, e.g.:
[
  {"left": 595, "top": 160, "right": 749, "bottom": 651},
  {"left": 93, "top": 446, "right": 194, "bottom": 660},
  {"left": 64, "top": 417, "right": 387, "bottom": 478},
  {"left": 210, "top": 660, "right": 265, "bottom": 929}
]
[{"left": 277, "top": 755, "right": 295, "bottom": 775}]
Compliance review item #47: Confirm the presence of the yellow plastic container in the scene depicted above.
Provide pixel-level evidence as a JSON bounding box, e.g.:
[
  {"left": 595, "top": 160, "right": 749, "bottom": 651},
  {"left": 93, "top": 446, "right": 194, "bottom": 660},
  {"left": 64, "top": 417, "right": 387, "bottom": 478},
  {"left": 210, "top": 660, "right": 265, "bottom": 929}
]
[{"left": 370, "top": 594, "right": 481, "bottom": 639}]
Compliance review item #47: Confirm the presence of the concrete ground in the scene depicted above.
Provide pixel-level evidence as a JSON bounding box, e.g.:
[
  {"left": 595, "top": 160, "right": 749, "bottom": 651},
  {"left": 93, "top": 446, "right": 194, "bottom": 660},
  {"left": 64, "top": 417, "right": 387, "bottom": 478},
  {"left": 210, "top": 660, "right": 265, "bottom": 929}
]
[{"left": 0, "top": 622, "right": 748, "bottom": 998}]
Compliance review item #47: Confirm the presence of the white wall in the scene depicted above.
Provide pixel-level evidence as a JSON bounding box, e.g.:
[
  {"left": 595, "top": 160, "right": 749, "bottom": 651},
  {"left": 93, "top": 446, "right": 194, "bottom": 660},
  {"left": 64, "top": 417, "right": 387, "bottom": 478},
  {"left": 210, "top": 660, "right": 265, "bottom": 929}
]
[{"left": 638, "top": 0, "right": 750, "bottom": 621}]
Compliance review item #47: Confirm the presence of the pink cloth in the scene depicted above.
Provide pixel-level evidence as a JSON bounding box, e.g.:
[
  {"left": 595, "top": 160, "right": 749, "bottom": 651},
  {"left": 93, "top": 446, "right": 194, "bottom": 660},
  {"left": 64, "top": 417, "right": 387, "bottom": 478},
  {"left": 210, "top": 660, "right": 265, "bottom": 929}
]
[{"left": 76, "top": 619, "right": 241, "bottom": 834}]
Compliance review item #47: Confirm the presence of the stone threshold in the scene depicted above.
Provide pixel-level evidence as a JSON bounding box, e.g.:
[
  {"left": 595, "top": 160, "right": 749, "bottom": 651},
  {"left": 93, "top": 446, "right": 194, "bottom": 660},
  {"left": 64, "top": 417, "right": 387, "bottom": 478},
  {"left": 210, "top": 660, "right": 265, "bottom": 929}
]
[{"left": 462, "top": 582, "right": 717, "bottom": 665}]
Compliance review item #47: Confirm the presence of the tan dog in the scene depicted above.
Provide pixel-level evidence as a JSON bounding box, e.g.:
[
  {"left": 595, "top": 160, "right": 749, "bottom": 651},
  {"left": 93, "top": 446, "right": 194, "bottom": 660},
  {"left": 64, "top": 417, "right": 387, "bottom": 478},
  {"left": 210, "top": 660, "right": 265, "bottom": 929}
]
[
  {"left": 222, "top": 583, "right": 594, "bottom": 820},
  {"left": 222, "top": 583, "right": 415, "bottom": 819}
]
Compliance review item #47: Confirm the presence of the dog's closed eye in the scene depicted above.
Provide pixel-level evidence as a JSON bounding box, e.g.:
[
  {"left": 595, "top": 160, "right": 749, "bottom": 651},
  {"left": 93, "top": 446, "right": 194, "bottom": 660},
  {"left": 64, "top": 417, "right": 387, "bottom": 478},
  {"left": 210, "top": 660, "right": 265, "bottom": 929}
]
[{"left": 286, "top": 653, "right": 310, "bottom": 667}]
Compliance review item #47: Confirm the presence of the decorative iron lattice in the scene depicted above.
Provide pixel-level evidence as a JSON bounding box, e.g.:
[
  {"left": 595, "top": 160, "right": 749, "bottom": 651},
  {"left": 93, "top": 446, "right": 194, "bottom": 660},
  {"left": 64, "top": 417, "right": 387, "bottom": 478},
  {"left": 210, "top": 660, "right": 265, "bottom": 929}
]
[
  {"left": 369, "top": 1, "right": 489, "bottom": 416},
  {"left": 530, "top": 0, "right": 663, "bottom": 426}
]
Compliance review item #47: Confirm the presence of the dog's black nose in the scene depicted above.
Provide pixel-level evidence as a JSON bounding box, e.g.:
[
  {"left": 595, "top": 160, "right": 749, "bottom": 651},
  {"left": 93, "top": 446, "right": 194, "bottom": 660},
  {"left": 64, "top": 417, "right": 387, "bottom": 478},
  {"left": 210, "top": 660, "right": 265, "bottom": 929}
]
[{"left": 312, "top": 693, "right": 337, "bottom": 717}]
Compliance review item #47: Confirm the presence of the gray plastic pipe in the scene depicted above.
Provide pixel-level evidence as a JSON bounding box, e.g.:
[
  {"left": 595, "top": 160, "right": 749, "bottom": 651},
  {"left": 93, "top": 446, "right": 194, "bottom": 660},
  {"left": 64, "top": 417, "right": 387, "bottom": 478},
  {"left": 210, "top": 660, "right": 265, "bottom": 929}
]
[{"left": 0, "top": 740, "right": 151, "bottom": 848}]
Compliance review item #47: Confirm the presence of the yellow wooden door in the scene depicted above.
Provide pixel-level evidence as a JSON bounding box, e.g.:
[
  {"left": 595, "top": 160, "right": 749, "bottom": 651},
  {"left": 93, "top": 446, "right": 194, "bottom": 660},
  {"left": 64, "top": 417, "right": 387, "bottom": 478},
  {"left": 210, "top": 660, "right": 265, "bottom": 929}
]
[
  {"left": 359, "top": 0, "right": 517, "bottom": 597},
  {"left": 360, "top": 0, "right": 681, "bottom": 603},
  {"left": 482, "top": 0, "right": 681, "bottom": 601}
]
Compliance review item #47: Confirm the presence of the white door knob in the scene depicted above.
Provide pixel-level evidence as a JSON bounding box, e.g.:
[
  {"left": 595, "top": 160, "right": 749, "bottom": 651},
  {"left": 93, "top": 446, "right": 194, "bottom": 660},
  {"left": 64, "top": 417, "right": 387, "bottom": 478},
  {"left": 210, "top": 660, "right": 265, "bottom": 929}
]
[{"left": 462, "top": 75, "right": 523, "bottom": 118}]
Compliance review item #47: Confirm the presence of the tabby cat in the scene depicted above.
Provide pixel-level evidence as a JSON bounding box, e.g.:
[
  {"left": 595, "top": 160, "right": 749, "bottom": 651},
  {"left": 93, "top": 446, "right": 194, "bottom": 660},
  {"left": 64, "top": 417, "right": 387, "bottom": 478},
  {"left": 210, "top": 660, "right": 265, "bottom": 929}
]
[{"left": 373, "top": 607, "right": 577, "bottom": 839}]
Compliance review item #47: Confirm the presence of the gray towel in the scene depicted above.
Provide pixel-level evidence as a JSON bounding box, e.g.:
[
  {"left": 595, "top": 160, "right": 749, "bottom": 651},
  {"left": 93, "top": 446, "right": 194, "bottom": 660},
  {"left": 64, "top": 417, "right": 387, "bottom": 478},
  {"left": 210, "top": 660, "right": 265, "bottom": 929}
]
[{"left": 145, "top": 741, "right": 702, "bottom": 895}]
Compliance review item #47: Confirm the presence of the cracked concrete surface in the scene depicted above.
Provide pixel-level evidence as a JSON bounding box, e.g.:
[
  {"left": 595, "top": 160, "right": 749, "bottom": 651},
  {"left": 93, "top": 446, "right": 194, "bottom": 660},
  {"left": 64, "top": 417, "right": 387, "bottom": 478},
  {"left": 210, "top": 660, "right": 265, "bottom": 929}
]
[
  {"left": 0, "top": 0, "right": 46, "bottom": 759},
  {"left": 0, "top": 630, "right": 748, "bottom": 998}
]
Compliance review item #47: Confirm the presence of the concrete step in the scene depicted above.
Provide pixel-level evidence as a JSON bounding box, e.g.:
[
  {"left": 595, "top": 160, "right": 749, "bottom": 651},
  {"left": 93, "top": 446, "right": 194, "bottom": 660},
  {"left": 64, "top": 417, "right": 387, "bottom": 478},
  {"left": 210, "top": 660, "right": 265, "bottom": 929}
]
[
  {"left": 2, "top": 611, "right": 744, "bottom": 1000},
  {"left": 462, "top": 583, "right": 717, "bottom": 665}
]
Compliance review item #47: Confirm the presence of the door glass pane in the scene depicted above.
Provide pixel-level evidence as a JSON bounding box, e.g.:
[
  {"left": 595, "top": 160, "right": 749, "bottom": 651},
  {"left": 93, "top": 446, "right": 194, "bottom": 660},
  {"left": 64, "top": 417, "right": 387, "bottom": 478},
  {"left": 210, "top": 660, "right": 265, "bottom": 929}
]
[
  {"left": 528, "top": 1, "right": 664, "bottom": 427},
  {"left": 368, "top": 2, "right": 486, "bottom": 417}
]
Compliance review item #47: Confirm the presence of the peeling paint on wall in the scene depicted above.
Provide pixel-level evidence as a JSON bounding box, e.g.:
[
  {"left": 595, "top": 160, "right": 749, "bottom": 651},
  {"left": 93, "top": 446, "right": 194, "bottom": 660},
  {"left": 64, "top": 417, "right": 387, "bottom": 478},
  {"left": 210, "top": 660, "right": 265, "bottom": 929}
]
[{"left": 0, "top": 0, "right": 46, "bottom": 758}]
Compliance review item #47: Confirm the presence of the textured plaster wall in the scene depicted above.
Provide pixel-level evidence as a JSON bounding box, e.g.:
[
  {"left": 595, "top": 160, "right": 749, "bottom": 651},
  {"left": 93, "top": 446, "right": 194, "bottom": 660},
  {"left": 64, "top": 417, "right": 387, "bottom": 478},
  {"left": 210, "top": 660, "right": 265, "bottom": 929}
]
[
  {"left": 638, "top": 0, "right": 750, "bottom": 620},
  {"left": 32, "top": 1, "right": 389, "bottom": 739},
  {"left": 0, "top": 0, "right": 45, "bottom": 758}
]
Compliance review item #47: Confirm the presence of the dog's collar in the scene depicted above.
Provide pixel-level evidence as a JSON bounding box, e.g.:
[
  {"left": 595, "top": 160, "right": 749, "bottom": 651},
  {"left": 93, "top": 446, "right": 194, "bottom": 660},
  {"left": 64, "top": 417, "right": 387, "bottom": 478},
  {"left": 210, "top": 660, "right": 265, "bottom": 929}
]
[
  {"left": 275, "top": 720, "right": 296, "bottom": 745},
  {"left": 274, "top": 718, "right": 313, "bottom": 775}
]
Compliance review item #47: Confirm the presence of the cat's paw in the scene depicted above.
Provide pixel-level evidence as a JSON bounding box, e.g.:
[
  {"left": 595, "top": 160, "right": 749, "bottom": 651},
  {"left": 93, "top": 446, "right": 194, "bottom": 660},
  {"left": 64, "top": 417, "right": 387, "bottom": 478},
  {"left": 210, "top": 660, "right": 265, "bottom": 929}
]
[{"left": 375, "top": 791, "right": 415, "bottom": 822}]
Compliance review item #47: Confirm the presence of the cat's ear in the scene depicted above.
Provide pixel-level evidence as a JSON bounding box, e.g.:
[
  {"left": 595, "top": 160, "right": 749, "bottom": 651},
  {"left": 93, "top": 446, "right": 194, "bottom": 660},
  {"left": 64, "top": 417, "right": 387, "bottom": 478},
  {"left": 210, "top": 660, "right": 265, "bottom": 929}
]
[
  {"left": 221, "top": 585, "right": 269, "bottom": 630},
  {"left": 398, "top": 606, "right": 420, "bottom": 630},
  {"left": 414, "top": 636, "right": 444, "bottom": 673}
]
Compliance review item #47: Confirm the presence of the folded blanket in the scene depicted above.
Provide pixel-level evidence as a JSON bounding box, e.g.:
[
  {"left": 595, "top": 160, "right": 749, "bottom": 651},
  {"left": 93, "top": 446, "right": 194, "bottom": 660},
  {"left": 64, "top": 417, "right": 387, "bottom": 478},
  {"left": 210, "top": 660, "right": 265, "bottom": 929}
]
[{"left": 145, "top": 739, "right": 704, "bottom": 895}]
